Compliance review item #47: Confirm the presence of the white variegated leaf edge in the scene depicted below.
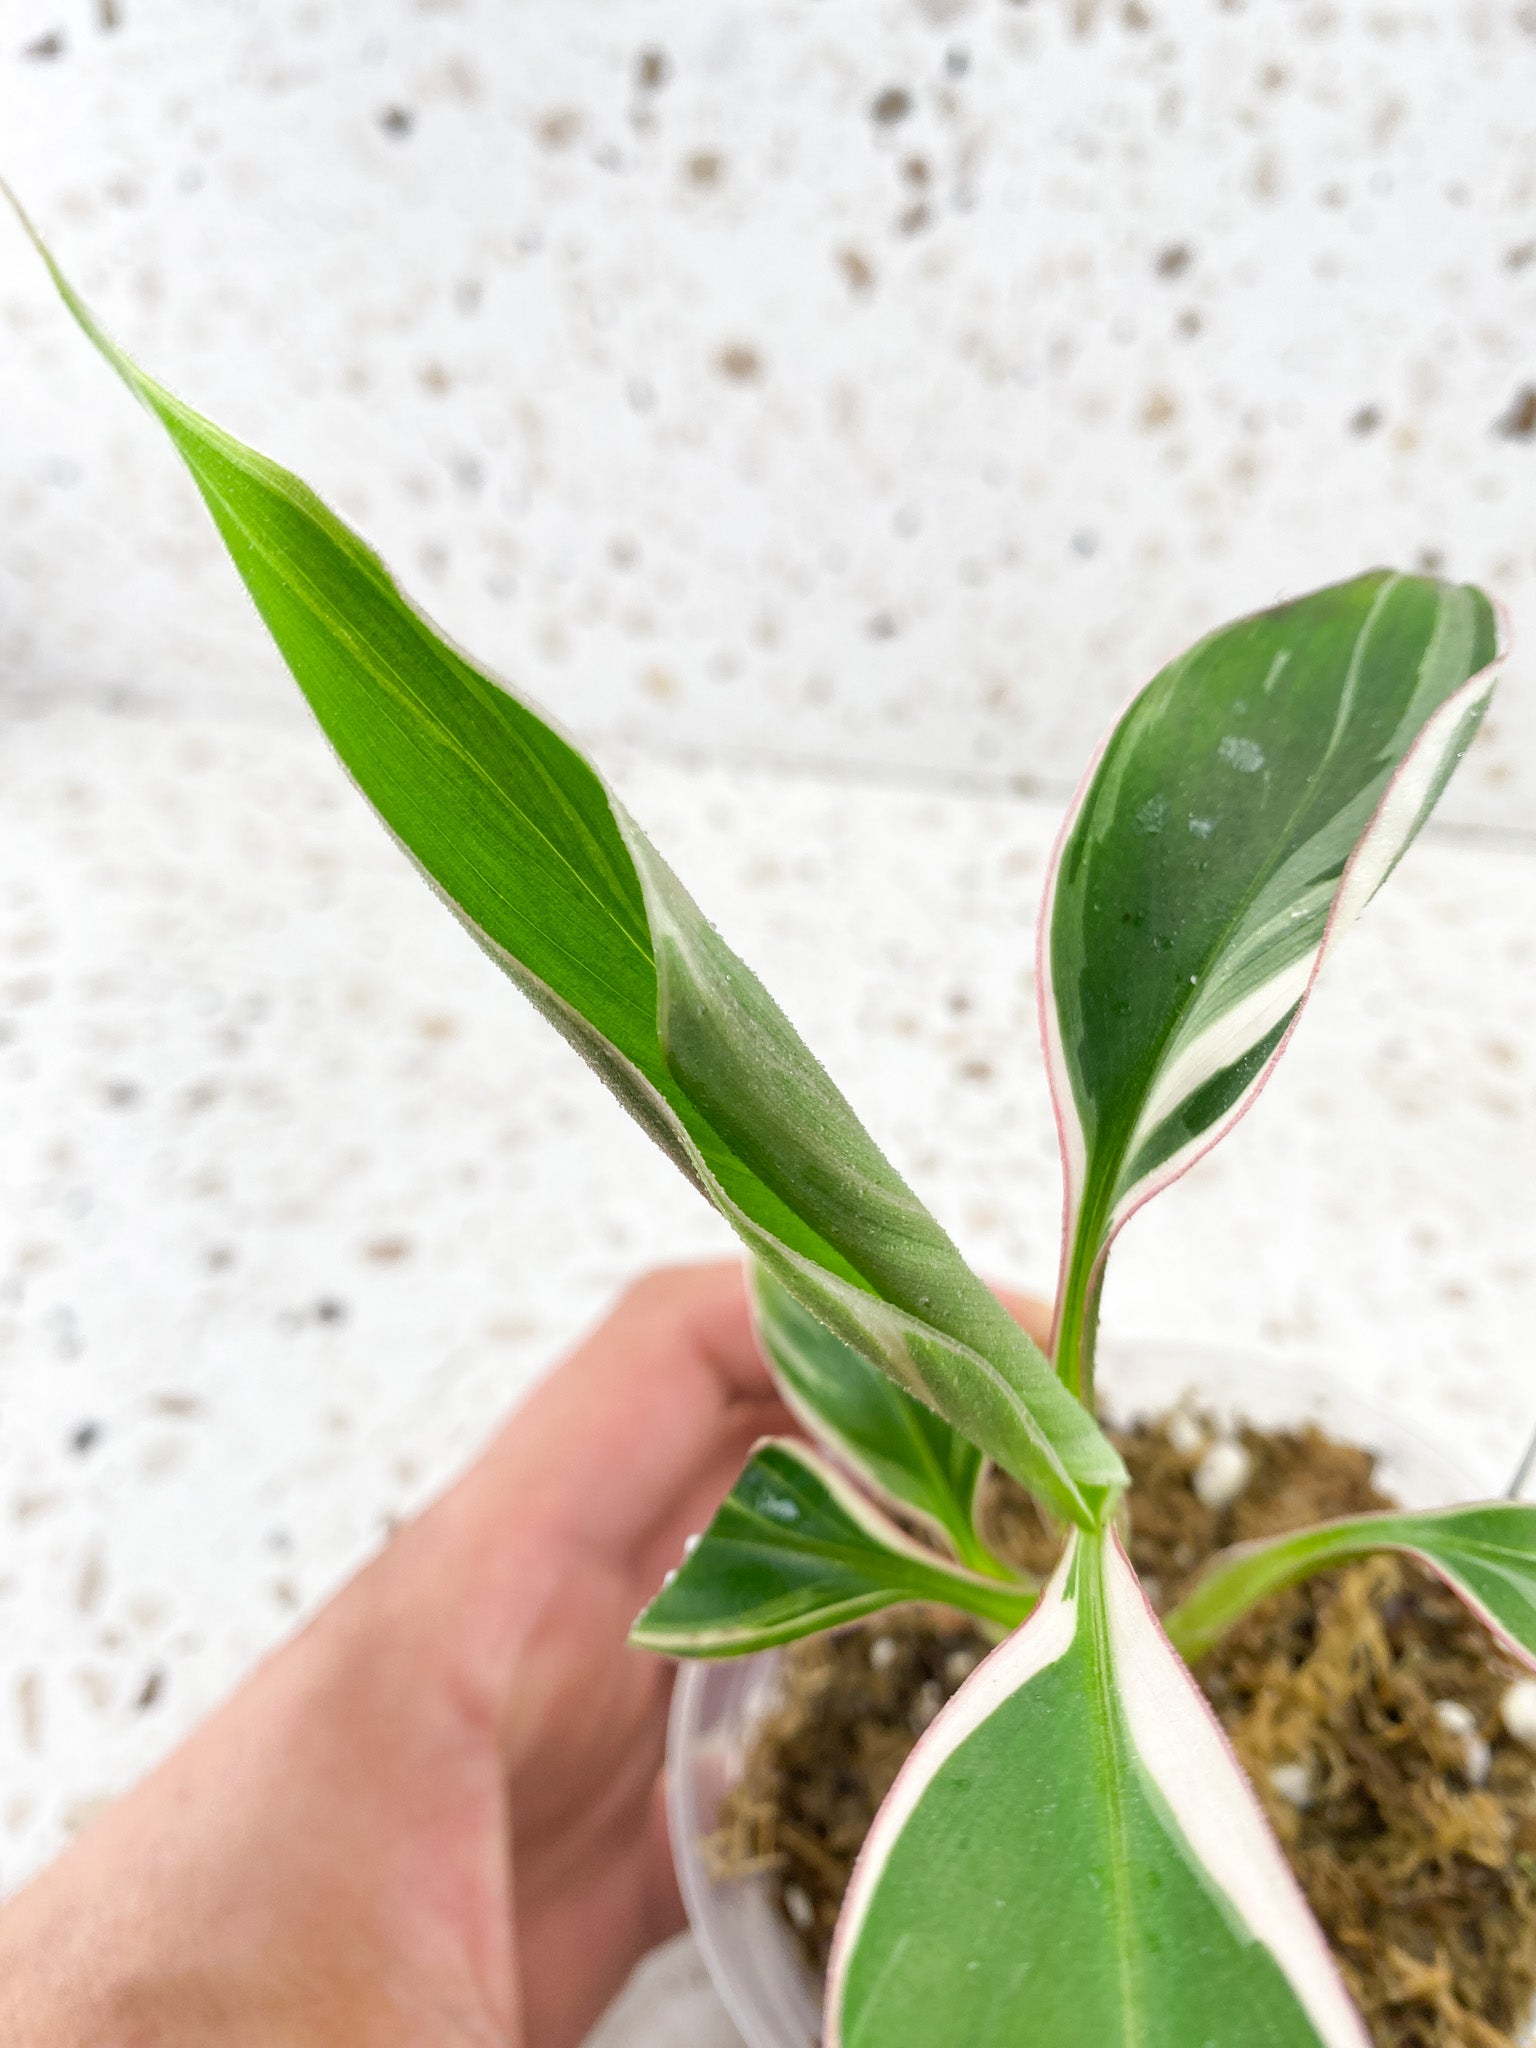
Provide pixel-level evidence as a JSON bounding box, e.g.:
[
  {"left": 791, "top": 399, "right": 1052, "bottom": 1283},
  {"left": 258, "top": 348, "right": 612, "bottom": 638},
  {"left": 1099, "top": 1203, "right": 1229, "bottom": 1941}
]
[
  {"left": 1040, "top": 603, "right": 1506, "bottom": 1333},
  {"left": 826, "top": 1527, "right": 1083, "bottom": 2047},
  {"left": 1101, "top": 1538, "right": 1367, "bottom": 2047},
  {"left": 825, "top": 1530, "right": 1370, "bottom": 2048},
  {"left": 633, "top": 1437, "right": 1029, "bottom": 1653}
]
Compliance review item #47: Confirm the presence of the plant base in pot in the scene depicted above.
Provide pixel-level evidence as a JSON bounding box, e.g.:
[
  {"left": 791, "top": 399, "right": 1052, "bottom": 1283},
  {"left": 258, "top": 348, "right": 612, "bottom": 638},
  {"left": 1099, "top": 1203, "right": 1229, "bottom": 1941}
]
[{"left": 668, "top": 1350, "right": 1536, "bottom": 2048}]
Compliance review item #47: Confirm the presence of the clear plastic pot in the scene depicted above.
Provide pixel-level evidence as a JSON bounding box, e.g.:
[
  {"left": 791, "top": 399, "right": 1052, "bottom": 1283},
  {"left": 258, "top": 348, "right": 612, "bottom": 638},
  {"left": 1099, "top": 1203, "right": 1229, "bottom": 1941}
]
[
  {"left": 666, "top": 1652, "right": 824, "bottom": 2048},
  {"left": 665, "top": 1340, "right": 1491, "bottom": 2048}
]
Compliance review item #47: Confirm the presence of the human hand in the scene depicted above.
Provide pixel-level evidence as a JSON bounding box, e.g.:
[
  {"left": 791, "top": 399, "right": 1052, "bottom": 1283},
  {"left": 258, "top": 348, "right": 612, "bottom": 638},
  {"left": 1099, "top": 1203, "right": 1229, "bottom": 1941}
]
[
  {"left": 0, "top": 1263, "right": 790, "bottom": 2048},
  {"left": 0, "top": 1262, "right": 1050, "bottom": 2048}
]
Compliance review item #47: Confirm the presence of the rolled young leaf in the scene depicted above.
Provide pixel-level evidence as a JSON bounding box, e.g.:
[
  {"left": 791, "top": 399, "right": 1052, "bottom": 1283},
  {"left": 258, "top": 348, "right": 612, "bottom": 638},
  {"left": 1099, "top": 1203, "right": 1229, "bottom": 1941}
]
[
  {"left": 1164, "top": 1501, "right": 1536, "bottom": 1665},
  {"left": 751, "top": 1265, "right": 1010, "bottom": 1576},
  {"left": 628, "top": 1440, "right": 1035, "bottom": 1655},
  {"left": 15, "top": 197, "right": 1124, "bottom": 1531},
  {"left": 1043, "top": 571, "right": 1503, "bottom": 1396},
  {"left": 827, "top": 1530, "right": 1369, "bottom": 2048}
]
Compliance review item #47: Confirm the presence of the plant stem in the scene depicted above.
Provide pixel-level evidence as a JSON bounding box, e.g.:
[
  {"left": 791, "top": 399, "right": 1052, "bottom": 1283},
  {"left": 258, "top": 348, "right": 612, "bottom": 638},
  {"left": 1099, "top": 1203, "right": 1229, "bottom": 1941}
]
[
  {"left": 1054, "top": 1191, "right": 1109, "bottom": 1405},
  {"left": 954, "top": 1513, "right": 1024, "bottom": 1583},
  {"left": 1162, "top": 1520, "right": 1387, "bottom": 1663},
  {"left": 945, "top": 1571, "right": 1039, "bottom": 1633}
]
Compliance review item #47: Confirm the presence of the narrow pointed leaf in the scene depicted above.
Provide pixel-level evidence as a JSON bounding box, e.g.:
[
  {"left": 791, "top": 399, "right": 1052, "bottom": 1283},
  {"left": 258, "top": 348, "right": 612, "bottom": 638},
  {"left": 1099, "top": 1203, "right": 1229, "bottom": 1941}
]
[
  {"left": 827, "top": 1531, "right": 1368, "bottom": 2048},
  {"left": 628, "top": 1440, "right": 1034, "bottom": 1655},
  {"left": 751, "top": 1265, "right": 1007, "bottom": 1575},
  {"left": 1166, "top": 1501, "right": 1536, "bottom": 1665},
  {"left": 18, "top": 199, "right": 1124, "bottom": 1531},
  {"left": 1043, "top": 571, "right": 1502, "bottom": 1391}
]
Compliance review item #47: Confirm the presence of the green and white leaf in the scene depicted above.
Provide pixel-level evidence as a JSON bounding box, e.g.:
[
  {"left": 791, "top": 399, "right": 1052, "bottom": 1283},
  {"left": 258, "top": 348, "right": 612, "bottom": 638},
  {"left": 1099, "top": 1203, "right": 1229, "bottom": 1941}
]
[
  {"left": 1043, "top": 570, "right": 1502, "bottom": 1394},
  {"left": 827, "top": 1530, "right": 1368, "bottom": 2048},
  {"left": 751, "top": 1265, "right": 1009, "bottom": 1576},
  {"left": 1165, "top": 1500, "right": 1536, "bottom": 1666},
  {"left": 629, "top": 1439, "right": 1035, "bottom": 1656},
  {"left": 17, "top": 197, "right": 1124, "bottom": 1532}
]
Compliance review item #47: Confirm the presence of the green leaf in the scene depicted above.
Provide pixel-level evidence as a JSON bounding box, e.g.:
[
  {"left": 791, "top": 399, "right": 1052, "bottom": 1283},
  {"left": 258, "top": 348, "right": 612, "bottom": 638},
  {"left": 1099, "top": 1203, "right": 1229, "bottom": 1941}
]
[
  {"left": 628, "top": 1440, "right": 1035, "bottom": 1656},
  {"left": 1164, "top": 1501, "right": 1536, "bottom": 1665},
  {"left": 1043, "top": 571, "right": 1502, "bottom": 1396},
  {"left": 15, "top": 193, "right": 1125, "bottom": 1531},
  {"left": 751, "top": 1265, "right": 1008, "bottom": 1576},
  {"left": 828, "top": 1532, "right": 1368, "bottom": 2048}
]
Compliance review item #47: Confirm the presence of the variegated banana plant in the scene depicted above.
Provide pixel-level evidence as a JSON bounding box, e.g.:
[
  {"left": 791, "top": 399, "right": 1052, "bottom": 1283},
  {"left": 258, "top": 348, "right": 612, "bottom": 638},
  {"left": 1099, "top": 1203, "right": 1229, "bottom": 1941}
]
[{"left": 19, "top": 188, "right": 1530, "bottom": 2047}]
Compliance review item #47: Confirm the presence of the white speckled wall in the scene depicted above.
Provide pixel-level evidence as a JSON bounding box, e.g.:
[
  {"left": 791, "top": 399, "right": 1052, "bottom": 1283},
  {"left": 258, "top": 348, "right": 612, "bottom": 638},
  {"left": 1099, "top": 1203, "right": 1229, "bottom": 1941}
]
[
  {"left": 3, "top": 0, "right": 1535, "bottom": 812},
  {"left": 2, "top": 5, "right": 1535, "bottom": 2043}
]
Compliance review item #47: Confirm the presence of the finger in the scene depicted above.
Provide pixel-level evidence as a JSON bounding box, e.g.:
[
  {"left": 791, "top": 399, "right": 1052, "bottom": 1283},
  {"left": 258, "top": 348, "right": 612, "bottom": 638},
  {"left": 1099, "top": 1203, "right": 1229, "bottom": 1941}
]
[
  {"left": 643, "top": 1767, "right": 686, "bottom": 1950},
  {"left": 408, "top": 1262, "right": 781, "bottom": 1622},
  {"left": 627, "top": 1396, "right": 795, "bottom": 1604},
  {"left": 439, "top": 1266, "right": 1055, "bottom": 1580},
  {"left": 410, "top": 1267, "right": 1054, "bottom": 1680},
  {"left": 992, "top": 1284, "right": 1054, "bottom": 1353},
  {"left": 476, "top": 1261, "right": 770, "bottom": 1543}
]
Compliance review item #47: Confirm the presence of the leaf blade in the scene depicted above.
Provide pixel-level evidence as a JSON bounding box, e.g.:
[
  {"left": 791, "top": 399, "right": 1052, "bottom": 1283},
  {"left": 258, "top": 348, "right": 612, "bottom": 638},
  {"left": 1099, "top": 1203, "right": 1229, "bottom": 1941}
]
[
  {"left": 827, "top": 1532, "right": 1367, "bottom": 2048},
  {"left": 18, "top": 199, "right": 1127, "bottom": 1529},
  {"left": 628, "top": 1440, "right": 1035, "bottom": 1656},
  {"left": 1165, "top": 1502, "right": 1536, "bottom": 1666},
  {"left": 1043, "top": 572, "right": 1502, "bottom": 1392}
]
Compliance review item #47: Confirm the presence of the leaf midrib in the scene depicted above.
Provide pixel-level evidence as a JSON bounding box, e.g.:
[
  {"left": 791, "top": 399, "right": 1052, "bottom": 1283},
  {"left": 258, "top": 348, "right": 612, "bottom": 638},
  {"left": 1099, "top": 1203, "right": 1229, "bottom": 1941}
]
[{"left": 1084, "top": 1545, "right": 1146, "bottom": 2048}]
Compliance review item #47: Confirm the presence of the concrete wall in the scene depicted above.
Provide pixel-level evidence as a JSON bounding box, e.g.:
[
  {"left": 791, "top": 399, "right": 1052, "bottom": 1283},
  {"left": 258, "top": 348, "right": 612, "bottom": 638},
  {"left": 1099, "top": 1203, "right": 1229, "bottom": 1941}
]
[
  {"left": 5, "top": 0, "right": 1534, "bottom": 817},
  {"left": 3, "top": 6, "right": 1535, "bottom": 2038}
]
